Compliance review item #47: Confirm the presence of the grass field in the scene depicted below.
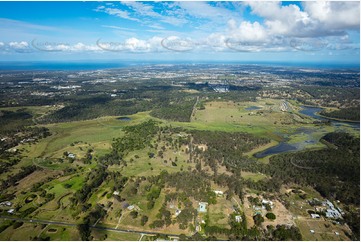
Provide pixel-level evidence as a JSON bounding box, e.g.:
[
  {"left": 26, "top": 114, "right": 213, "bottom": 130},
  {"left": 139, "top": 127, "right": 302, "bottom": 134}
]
[
  {"left": 208, "top": 196, "right": 233, "bottom": 229},
  {"left": 296, "top": 219, "right": 351, "bottom": 241},
  {"left": 241, "top": 171, "right": 268, "bottom": 182}
]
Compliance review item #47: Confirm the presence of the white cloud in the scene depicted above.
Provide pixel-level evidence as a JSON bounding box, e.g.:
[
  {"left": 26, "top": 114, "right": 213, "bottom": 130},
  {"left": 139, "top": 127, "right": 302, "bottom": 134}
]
[
  {"left": 94, "top": 6, "right": 140, "bottom": 22},
  {"left": 246, "top": 1, "right": 360, "bottom": 38},
  {"left": 303, "top": 1, "right": 360, "bottom": 30},
  {"left": 122, "top": 2, "right": 187, "bottom": 26},
  {"left": 229, "top": 20, "right": 268, "bottom": 42},
  {"left": 9, "top": 41, "right": 29, "bottom": 49}
]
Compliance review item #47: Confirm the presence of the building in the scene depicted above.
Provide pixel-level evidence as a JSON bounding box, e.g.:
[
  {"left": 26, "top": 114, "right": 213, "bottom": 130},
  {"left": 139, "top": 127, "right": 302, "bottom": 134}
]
[
  {"left": 310, "top": 213, "right": 320, "bottom": 219},
  {"left": 68, "top": 153, "right": 76, "bottom": 159},
  {"left": 7, "top": 209, "right": 14, "bottom": 214},
  {"left": 214, "top": 190, "right": 224, "bottom": 196},
  {"left": 235, "top": 215, "right": 242, "bottom": 223},
  {"left": 175, "top": 209, "right": 181, "bottom": 217},
  {"left": 113, "top": 191, "right": 119, "bottom": 196},
  {"left": 198, "top": 202, "right": 208, "bottom": 213}
]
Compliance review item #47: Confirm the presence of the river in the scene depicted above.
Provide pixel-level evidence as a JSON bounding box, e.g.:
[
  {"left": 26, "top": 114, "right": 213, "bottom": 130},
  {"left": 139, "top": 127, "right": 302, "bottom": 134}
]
[{"left": 254, "top": 106, "right": 359, "bottom": 158}]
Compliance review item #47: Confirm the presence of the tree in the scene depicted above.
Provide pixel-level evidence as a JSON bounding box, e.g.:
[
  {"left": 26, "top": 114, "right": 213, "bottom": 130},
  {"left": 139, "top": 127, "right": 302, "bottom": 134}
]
[
  {"left": 130, "top": 211, "right": 138, "bottom": 219},
  {"left": 253, "top": 214, "right": 264, "bottom": 226},
  {"left": 266, "top": 212, "right": 276, "bottom": 220},
  {"left": 141, "top": 215, "right": 149, "bottom": 226},
  {"left": 77, "top": 221, "right": 91, "bottom": 241}
]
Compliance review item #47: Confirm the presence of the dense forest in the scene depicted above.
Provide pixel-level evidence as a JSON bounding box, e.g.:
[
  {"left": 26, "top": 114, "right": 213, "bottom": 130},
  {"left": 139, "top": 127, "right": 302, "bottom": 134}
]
[{"left": 320, "top": 107, "right": 360, "bottom": 121}]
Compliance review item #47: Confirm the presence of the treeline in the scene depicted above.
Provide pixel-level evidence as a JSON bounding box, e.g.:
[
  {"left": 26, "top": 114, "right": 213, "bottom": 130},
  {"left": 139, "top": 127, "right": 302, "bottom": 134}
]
[{"left": 320, "top": 107, "right": 360, "bottom": 121}]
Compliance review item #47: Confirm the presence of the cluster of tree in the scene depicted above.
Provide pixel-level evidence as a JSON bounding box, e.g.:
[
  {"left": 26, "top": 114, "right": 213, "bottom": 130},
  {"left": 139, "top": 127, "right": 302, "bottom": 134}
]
[
  {"left": 112, "top": 120, "right": 159, "bottom": 157},
  {"left": 163, "top": 170, "right": 215, "bottom": 203},
  {"left": 298, "top": 86, "right": 359, "bottom": 108},
  {"left": 0, "top": 165, "right": 37, "bottom": 190},
  {"left": 149, "top": 204, "right": 172, "bottom": 228},
  {"left": 146, "top": 185, "right": 161, "bottom": 210},
  {"left": 0, "top": 109, "right": 33, "bottom": 132},
  {"left": 213, "top": 173, "right": 244, "bottom": 201},
  {"left": 0, "top": 126, "right": 51, "bottom": 152},
  {"left": 150, "top": 98, "right": 196, "bottom": 122},
  {"left": 81, "top": 148, "right": 93, "bottom": 164},
  {"left": 77, "top": 204, "right": 107, "bottom": 241},
  {"left": 191, "top": 130, "right": 269, "bottom": 173},
  {"left": 109, "top": 171, "right": 128, "bottom": 195},
  {"left": 268, "top": 225, "right": 302, "bottom": 240},
  {"left": 320, "top": 107, "right": 360, "bottom": 121},
  {"left": 41, "top": 96, "right": 151, "bottom": 123},
  {"left": 70, "top": 166, "right": 108, "bottom": 206}
]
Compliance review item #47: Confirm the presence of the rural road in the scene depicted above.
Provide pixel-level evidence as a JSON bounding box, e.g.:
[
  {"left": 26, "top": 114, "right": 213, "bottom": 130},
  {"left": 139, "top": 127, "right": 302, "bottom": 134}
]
[{"left": 0, "top": 215, "right": 180, "bottom": 237}]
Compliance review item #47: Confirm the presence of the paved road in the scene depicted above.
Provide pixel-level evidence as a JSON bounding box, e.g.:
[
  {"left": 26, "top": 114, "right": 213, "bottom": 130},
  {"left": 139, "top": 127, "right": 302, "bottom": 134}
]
[{"left": 0, "top": 215, "right": 180, "bottom": 237}]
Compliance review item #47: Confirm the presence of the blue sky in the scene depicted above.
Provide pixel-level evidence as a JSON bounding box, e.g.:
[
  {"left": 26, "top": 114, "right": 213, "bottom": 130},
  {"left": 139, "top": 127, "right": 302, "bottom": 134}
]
[{"left": 0, "top": 1, "right": 359, "bottom": 65}]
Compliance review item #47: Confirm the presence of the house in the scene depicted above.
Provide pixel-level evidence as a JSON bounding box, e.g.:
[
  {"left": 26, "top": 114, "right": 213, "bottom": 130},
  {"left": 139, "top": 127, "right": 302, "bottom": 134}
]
[
  {"left": 175, "top": 209, "right": 181, "bottom": 216},
  {"left": 7, "top": 209, "right": 14, "bottom": 214},
  {"left": 214, "top": 190, "right": 224, "bottom": 196},
  {"left": 235, "top": 215, "right": 242, "bottom": 223},
  {"left": 0, "top": 201, "right": 12, "bottom": 206},
  {"left": 310, "top": 230, "right": 315, "bottom": 234},
  {"left": 198, "top": 202, "right": 208, "bottom": 213},
  {"left": 113, "top": 191, "right": 119, "bottom": 196},
  {"left": 127, "top": 205, "right": 135, "bottom": 211},
  {"left": 262, "top": 199, "right": 273, "bottom": 206},
  {"left": 311, "top": 213, "right": 320, "bottom": 219},
  {"left": 68, "top": 153, "right": 76, "bottom": 159}
]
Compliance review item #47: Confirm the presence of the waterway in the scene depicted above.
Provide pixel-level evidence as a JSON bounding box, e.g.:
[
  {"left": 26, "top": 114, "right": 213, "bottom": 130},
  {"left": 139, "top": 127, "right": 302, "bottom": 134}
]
[{"left": 254, "top": 106, "right": 359, "bottom": 158}]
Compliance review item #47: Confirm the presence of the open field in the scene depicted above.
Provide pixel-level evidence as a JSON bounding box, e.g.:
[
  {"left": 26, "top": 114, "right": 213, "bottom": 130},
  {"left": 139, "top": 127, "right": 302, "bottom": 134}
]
[
  {"left": 296, "top": 218, "right": 351, "bottom": 241},
  {"left": 241, "top": 171, "right": 268, "bottom": 182}
]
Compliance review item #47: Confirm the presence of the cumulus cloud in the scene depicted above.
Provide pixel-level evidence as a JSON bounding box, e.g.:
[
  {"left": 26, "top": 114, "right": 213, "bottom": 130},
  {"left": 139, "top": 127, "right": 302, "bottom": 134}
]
[
  {"left": 246, "top": 1, "right": 359, "bottom": 38},
  {"left": 303, "top": 1, "right": 360, "bottom": 30}
]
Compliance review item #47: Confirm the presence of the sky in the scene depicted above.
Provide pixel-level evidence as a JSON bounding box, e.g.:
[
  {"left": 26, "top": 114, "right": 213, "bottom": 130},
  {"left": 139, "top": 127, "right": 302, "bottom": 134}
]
[{"left": 0, "top": 1, "right": 359, "bottom": 65}]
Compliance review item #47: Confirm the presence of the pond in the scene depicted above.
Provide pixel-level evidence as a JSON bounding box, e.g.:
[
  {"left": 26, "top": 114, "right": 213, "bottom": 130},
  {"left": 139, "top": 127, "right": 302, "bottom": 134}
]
[
  {"left": 254, "top": 142, "right": 297, "bottom": 158},
  {"left": 117, "top": 116, "right": 132, "bottom": 121},
  {"left": 245, "top": 106, "right": 262, "bottom": 111}
]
